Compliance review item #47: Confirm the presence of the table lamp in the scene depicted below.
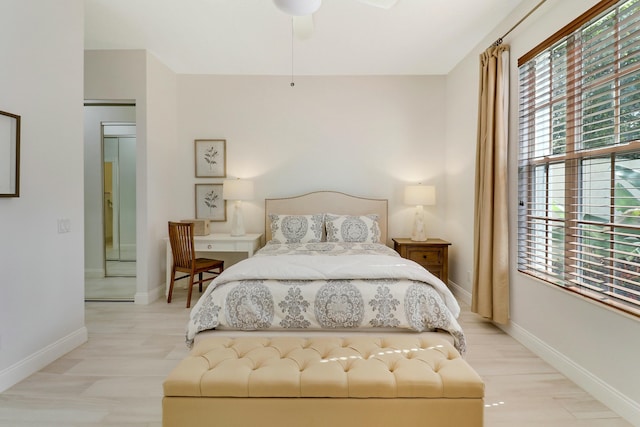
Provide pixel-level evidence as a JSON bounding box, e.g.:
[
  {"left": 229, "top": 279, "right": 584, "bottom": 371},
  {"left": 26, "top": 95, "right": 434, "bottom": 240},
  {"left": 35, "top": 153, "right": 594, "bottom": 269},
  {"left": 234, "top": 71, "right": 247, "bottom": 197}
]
[
  {"left": 405, "top": 184, "right": 436, "bottom": 241},
  {"left": 223, "top": 179, "right": 254, "bottom": 236}
]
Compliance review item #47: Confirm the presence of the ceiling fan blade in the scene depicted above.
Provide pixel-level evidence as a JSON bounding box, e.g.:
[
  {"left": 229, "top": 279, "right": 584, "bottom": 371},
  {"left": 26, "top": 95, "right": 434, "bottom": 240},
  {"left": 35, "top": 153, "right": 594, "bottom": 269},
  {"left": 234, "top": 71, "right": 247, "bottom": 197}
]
[
  {"left": 292, "top": 15, "right": 314, "bottom": 40},
  {"left": 356, "top": 0, "right": 399, "bottom": 9}
]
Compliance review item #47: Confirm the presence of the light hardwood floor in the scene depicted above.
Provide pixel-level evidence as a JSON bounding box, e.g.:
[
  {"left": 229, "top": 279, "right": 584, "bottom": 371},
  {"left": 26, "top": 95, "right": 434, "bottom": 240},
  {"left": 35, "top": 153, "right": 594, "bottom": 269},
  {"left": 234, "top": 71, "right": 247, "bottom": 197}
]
[{"left": 0, "top": 286, "right": 632, "bottom": 426}]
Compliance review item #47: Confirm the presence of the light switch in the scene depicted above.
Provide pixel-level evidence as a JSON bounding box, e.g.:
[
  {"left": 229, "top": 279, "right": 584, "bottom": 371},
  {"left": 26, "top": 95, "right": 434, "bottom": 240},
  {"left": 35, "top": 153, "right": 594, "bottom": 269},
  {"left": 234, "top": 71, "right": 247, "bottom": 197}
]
[{"left": 57, "top": 219, "right": 71, "bottom": 233}]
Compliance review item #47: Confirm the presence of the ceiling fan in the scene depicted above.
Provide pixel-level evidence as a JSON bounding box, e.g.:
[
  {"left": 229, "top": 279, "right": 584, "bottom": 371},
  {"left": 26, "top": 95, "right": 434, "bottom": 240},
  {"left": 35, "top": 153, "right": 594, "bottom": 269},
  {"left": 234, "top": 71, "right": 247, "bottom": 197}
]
[{"left": 273, "top": 0, "right": 399, "bottom": 39}]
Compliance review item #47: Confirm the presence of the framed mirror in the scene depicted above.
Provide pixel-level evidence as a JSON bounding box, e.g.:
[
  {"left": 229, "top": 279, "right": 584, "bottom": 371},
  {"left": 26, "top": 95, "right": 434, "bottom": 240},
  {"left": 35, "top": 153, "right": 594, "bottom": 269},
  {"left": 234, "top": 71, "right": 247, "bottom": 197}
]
[{"left": 0, "top": 110, "right": 20, "bottom": 197}]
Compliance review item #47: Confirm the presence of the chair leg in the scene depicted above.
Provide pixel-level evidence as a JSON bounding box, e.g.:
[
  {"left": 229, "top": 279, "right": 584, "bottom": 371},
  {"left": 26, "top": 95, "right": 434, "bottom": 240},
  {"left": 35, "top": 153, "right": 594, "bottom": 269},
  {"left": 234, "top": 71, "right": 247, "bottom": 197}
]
[
  {"left": 186, "top": 274, "right": 195, "bottom": 309},
  {"left": 167, "top": 267, "right": 177, "bottom": 303},
  {"left": 199, "top": 272, "right": 203, "bottom": 292}
]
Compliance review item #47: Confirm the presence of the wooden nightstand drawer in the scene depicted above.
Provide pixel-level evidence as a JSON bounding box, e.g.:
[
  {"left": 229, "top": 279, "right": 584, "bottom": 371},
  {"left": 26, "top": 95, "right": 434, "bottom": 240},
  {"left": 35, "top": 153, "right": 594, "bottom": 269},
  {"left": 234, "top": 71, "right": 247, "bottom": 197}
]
[
  {"left": 405, "top": 248, "right": 442, "bottom": 266},
  {"left": 392, "top": 238, "right": 451, "bottom": 282}
]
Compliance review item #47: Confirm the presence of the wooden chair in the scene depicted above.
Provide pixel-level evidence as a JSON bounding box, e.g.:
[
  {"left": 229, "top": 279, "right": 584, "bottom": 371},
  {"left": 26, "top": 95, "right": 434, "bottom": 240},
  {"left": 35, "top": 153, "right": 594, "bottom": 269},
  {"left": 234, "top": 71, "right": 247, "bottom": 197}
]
[{"left": 167, "top": 221, "right": 224, "bottom": 308}]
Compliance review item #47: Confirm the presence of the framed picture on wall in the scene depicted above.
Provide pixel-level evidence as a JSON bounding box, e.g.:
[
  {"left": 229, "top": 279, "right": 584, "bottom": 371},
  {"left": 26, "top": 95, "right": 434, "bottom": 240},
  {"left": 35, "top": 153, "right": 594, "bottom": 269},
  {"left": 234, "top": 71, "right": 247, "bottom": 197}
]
[
  {"left": 195, "top": 183, "right": 226, "bottom": 221},
  {"left": 195, "top": 139, "right": 226, "bottom": 178},
  {"left": 0, "top": 110, "right": 20, "bottom": 197}
]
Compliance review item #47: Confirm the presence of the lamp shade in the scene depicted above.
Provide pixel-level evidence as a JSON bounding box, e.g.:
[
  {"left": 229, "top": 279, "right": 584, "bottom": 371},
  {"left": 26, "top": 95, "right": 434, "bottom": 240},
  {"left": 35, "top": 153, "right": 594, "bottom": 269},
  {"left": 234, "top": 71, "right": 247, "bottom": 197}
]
[
  {"left": 273, "top": 0, "right": 321, "bottom": 16},
  {"left": 405, "top": 185, "right": 436, "bottom": 206},
  {"left": 223, "top": 179, "right": 254, "bottom": 201}
]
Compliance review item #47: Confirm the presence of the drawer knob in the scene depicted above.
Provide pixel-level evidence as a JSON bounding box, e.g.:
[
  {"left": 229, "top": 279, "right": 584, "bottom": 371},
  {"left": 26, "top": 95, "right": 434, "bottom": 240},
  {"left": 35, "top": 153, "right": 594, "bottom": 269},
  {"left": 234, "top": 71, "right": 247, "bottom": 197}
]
[{"left": 207, "top": 244, "right": 212, "bottom": 249}]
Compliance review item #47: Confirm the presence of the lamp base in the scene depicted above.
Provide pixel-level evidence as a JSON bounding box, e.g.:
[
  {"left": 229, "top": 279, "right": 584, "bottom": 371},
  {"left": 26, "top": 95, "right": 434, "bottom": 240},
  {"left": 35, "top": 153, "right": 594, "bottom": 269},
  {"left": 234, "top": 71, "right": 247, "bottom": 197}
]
[
  {"left": 230, "top": 201, "right": 245, "bottom": 237},
  {"left": 411, "top": 205, "right": 427, "bottom": 241}
]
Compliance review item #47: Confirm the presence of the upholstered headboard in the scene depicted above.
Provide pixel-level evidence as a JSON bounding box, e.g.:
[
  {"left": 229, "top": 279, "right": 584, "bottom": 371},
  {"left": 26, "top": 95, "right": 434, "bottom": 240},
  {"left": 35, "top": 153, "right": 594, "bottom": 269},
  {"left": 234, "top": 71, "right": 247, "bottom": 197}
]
[{"left": 264, "top": 191, "right": 388, "bottom": 244}]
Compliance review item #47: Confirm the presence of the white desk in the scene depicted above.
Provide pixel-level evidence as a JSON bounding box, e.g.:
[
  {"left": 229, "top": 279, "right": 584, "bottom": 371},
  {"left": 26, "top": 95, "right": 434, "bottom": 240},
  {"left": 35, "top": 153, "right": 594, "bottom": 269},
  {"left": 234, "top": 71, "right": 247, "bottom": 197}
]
[{"left": 165, "top": 233, "right": 262, "bottom": 297}]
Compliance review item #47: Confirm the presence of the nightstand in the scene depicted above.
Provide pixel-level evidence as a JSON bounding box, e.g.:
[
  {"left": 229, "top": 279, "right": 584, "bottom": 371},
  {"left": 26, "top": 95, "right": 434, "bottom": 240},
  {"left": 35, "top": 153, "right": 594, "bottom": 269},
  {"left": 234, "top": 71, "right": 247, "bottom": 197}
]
[{"left": 392, "top": 238, "right": 451, "bottom": 282}]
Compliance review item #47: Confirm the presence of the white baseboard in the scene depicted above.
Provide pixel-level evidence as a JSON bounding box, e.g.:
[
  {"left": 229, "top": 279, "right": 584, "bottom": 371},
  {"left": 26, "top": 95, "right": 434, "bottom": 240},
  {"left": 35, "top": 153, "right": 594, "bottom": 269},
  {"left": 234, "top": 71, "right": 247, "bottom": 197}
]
[
  {"left": 134, "top": 284, "right": 163, "bottom": 305},
  {"left": 0, "top": 327, "right": 88, "bottom": 393},
  {"left": 447, "top": 279, "right": 639, "bottom": 424},
  {"left": 448, "top": 279, "right": 472, "bottom": 306},
  {"left": 499, "top": 321, "right": 640, "bottom": 425}
]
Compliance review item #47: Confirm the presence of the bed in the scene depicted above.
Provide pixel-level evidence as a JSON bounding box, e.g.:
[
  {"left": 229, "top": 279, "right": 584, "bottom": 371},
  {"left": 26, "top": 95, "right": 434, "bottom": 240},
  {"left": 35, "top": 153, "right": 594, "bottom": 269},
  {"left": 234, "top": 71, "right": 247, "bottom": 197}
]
[
  {"left": 166, "top": 191, "right": 482, "bottom": 427},
  {"left": 185, "top": 191, "right": 466, "bottom": 355}
]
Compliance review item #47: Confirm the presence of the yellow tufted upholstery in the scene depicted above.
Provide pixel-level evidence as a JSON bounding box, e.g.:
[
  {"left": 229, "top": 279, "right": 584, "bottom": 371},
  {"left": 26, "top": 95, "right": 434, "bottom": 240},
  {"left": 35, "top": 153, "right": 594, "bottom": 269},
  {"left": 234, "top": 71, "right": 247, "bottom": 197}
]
[{"left": 163, "top": 336, "right": 484, "bottom": 427}]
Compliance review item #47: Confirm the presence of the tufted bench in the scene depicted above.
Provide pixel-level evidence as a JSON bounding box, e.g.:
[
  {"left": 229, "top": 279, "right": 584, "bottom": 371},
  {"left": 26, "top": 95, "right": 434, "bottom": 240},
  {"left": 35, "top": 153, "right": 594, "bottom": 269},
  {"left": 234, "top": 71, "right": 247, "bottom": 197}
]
[{"left": 163, "top": 336, "right": 484, "bottom": 427}]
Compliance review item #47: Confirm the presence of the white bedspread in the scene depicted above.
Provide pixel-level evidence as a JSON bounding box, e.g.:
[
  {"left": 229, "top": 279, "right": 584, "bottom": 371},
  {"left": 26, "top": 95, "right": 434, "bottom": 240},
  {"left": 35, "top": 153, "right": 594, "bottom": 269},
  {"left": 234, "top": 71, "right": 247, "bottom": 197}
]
[{"left": 186, "top": 243, "right": 466, "bottom": 354}]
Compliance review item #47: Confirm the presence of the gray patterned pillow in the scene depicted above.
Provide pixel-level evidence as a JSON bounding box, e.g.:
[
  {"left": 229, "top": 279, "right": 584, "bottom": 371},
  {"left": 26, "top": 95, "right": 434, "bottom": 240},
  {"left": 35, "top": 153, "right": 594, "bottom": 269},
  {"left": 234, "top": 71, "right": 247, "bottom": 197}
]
[
  {"left": 269, "top": 214, "right": 324, "bottom": 244},
  {"left": 324, "top": 214, "right": 380, "bottom": 243}
]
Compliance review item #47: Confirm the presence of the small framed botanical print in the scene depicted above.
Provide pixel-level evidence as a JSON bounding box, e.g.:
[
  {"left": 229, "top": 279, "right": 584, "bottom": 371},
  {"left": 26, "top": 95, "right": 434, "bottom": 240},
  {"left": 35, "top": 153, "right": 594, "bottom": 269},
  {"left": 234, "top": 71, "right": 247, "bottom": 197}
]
[
  {"left": 195, "top": 139, "right": 226, "bottom": 178},
  {"left": 195, "top": 183, "right": 226, "bottom": 221}
]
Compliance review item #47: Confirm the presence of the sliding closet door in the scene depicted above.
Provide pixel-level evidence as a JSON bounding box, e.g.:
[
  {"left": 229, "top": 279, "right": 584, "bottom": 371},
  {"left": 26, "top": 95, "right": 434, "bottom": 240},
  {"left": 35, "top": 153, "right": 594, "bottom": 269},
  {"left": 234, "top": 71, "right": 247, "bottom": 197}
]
[{"left": 103, "top": 126, "right": 136, "bottom": 277}]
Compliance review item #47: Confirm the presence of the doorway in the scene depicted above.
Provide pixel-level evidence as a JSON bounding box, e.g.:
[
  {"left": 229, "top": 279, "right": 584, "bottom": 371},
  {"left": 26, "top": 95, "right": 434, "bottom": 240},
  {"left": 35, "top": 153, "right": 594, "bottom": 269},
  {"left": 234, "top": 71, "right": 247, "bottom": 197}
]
[{"left": 84, "top": 103, "right": 136, "bottom": 301}]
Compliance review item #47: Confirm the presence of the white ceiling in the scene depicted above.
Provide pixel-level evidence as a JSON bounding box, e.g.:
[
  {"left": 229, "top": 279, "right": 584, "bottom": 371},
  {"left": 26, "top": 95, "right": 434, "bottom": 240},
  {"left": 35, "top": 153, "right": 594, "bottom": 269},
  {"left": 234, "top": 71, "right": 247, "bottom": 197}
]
[{"left": 84, "top": 0, "right": 526, "bottom": 76}]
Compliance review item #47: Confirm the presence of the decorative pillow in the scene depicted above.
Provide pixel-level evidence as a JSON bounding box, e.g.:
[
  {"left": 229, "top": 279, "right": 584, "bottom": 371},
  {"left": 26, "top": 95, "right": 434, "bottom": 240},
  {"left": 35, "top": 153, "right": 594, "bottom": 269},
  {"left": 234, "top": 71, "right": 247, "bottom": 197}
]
[
  {"left": 269, "top": 214, "right": 324, "bottom": 244},
  {"left": 324, "top": 214, "right": 380, "bottom": 243}
]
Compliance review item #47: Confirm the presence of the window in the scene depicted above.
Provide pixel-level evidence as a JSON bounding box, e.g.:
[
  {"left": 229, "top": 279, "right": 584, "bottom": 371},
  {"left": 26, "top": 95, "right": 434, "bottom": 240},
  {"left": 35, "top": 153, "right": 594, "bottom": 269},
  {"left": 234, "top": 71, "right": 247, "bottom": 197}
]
[{"left": 518, "top": 0, "right": 640, "bottom": 316}]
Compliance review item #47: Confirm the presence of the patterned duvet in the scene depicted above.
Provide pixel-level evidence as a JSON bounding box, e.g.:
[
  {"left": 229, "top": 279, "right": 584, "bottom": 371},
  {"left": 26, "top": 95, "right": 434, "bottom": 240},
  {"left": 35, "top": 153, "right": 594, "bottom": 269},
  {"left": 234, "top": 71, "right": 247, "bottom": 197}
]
[{"left": 186, "top": 242, "right": 466, "bottom": 354}]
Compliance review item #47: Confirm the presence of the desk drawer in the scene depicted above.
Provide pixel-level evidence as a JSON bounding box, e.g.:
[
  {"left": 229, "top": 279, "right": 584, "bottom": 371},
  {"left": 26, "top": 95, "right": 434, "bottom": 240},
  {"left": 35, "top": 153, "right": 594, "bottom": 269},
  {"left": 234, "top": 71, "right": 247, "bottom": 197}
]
[
  {"left": 194, "top": 240, "right": 257, "bottom": 253},
  {"left": 195, "top": 242, "right": 217, "bottom": 252}
]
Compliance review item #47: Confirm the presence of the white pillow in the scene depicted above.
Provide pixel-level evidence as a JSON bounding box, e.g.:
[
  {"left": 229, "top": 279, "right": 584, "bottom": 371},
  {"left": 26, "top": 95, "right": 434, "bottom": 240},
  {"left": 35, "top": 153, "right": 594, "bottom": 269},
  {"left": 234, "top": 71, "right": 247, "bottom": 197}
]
[
  {"left": 269, "top": 214, "right": 324, "bottom": 244},
  {"left": 324, "top": 214, "right": 380, "bottom": 243}
]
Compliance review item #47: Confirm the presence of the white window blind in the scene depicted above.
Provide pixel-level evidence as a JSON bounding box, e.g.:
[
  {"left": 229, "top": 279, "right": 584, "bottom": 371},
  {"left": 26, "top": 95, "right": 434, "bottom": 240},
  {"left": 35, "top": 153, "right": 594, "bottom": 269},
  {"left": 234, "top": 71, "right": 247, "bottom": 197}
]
[{"left": 518, "top": 0, "right": 640, "bottom": 316}]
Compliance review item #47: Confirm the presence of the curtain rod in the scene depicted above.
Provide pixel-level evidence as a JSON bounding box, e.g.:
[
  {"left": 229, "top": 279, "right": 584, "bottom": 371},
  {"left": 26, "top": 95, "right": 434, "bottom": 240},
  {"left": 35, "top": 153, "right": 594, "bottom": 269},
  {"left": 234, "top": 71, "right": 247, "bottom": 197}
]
[{"left": 493, "top": 0, "right": 547, "bottom": 46}]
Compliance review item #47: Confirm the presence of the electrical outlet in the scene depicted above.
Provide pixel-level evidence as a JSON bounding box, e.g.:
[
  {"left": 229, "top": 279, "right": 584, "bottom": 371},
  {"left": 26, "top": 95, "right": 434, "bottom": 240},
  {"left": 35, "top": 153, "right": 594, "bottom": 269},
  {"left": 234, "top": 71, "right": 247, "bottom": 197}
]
[{"left": 57, "top": 219, "right": 71, "bottom": 233}]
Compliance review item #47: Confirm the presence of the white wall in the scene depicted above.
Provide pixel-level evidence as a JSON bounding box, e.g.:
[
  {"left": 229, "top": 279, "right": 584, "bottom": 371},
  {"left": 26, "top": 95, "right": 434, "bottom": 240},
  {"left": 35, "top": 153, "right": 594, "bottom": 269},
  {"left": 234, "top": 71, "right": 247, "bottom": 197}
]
[
  {"left": 176, "top": 75, "right": 448, "bottom": 243},
  {"left": 145, "top": 53, "right": 179, "bottom": 303},
  {"left": 445, "top": 50, "right": 479, "bottom": 297},
  {"left": 0, "top": 0, "right": 87, "bottom": 392},
  {"left": 446, "top": 0, "right": 640, "bottom": 423}
]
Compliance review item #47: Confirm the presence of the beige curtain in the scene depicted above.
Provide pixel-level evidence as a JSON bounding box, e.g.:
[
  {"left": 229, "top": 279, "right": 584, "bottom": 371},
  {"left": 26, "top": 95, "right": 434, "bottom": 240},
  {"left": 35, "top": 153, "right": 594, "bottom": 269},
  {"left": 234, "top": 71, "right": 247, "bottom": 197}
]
[{"left": 472, "top": 44, "right": 510, "bottom": 324}]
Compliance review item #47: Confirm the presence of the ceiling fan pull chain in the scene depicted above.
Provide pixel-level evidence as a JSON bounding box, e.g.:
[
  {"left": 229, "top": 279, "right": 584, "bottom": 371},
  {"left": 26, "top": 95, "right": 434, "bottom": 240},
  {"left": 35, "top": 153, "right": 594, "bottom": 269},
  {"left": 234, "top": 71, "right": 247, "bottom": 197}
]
[{"left": 290, "top": 17, "right": 295, "bottom": 87}]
